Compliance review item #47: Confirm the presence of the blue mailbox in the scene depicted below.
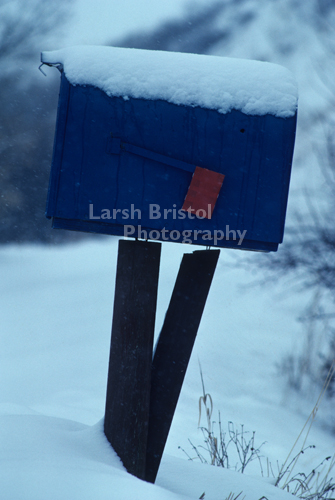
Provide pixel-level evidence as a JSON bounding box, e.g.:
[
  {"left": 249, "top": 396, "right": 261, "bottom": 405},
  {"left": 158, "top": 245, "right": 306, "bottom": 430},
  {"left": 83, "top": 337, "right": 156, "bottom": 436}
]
[{"left": 42, "top": 46, "right": 298, "bottom": 251}]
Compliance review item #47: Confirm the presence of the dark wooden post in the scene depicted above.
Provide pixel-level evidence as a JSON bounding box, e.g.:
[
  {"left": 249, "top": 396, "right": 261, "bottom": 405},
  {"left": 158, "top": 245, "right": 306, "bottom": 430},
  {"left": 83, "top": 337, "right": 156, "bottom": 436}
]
[
  {"left": 145, "top": 249, "right": 220, "bottom": 483},
  {"left": 104, "top": 239, "right": 161, "bottom": 480}
]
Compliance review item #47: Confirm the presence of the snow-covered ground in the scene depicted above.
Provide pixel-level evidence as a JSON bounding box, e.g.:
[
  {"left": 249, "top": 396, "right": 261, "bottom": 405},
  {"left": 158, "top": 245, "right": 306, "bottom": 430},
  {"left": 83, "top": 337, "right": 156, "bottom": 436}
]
[{"left": 0, "top": 240, "right": 334, "bottom": 499}]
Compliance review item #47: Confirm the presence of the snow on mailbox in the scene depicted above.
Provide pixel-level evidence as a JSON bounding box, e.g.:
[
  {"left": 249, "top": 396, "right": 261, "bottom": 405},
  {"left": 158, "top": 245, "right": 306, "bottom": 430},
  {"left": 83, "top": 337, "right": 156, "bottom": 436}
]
[{"left": 42, "top": 46, "right": 298, "bottom": 251}]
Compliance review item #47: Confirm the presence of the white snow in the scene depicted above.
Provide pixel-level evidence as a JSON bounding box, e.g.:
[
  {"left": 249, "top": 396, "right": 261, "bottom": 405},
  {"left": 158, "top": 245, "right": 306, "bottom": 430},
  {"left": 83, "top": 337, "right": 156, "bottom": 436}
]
[
  {"left": 41, "top": 46, "right": 298, "bottom": 118},
  {"left": 0, "top": 412, "right": 293, "bottom": 500}
]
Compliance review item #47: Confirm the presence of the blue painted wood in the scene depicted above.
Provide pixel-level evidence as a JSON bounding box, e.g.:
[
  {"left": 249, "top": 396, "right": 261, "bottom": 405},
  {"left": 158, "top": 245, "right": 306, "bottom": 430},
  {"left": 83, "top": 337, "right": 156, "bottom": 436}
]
[
  {"left": 46, "top": 74, "right": 297, "bottom": 251},
  {"left": 46, "top": 74, "right": 71, "bottom": 216},
  {"left": 108, "top": 137, "right": 196, "bottom": 174}
]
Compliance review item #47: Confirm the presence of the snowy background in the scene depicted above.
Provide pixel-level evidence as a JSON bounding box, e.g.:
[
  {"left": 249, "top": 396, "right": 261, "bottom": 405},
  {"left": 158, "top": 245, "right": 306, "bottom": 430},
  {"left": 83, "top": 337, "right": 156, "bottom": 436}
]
[
  {"left": 1, "top": 240, "right": 334, "bottom": 499},
  {"left": 1, "top": 0, "right": 335, "bottom": 498}
]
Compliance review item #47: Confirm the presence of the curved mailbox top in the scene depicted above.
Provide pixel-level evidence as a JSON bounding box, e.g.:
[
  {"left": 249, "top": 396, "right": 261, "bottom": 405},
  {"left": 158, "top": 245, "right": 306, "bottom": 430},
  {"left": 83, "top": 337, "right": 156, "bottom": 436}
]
[
  {"left": 42, "top": 46, "right": 298, "bottom": 118},
  {"left": 42, "top": 46, "right": 298, "bottom": 252}
]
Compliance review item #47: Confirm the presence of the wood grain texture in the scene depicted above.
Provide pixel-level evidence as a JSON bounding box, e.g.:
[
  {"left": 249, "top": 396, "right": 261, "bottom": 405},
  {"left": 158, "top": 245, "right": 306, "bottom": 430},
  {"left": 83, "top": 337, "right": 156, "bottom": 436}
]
[
  {"left": 104, "top": 239, "right": 161, "bottom": 480},
  {"left": 145, "top": 249, "right": 220, "bottom": 483}
]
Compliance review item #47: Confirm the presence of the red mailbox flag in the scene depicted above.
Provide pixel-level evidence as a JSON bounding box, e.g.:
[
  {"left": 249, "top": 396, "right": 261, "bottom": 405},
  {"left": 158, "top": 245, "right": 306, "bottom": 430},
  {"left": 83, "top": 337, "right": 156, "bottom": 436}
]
[{"left": 182, "top": 166, "right": 225, "bottom": 219}]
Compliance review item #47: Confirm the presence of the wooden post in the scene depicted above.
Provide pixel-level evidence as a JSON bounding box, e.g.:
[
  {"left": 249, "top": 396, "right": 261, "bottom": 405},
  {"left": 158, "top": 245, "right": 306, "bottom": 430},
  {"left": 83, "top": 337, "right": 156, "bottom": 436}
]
[
  {"left": 145, "top": 249, "right": 220, "bottom": 483},
  {"left": 104, "top": 239, "right": 161, "bottom": 480}
]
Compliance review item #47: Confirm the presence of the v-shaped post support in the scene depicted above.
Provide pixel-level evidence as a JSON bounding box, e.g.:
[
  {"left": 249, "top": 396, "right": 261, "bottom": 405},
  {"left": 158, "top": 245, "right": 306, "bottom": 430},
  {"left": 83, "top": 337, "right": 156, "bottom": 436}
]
[{"left": 104, "top": 239, "right": 220, "bottom": 482}]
